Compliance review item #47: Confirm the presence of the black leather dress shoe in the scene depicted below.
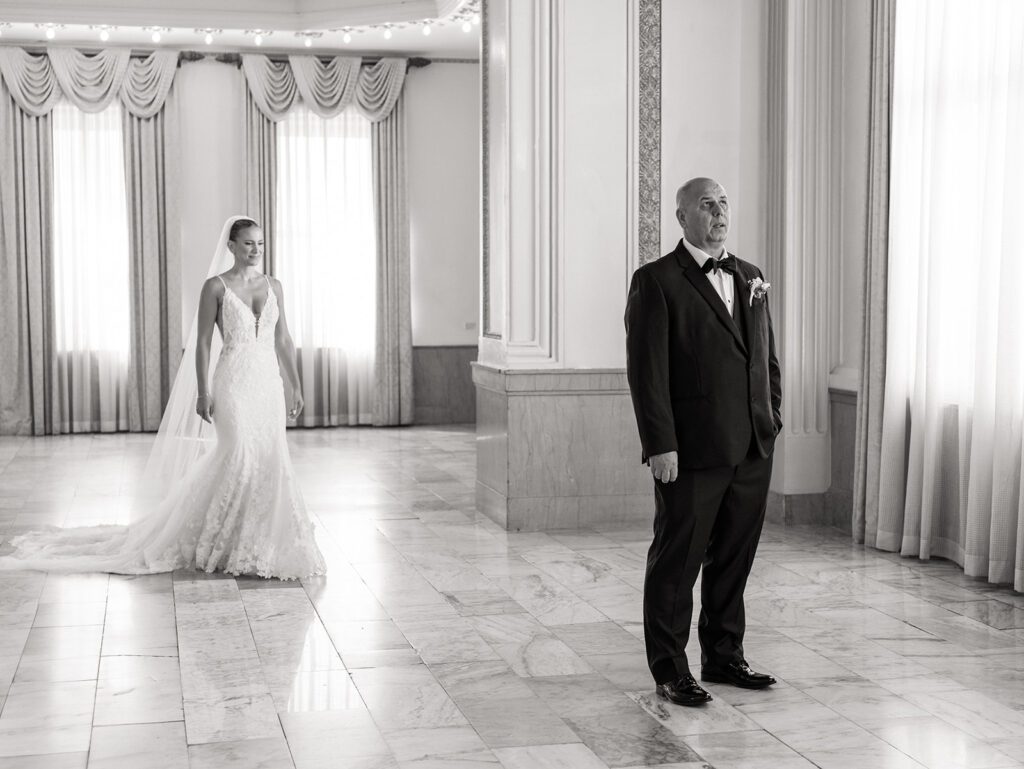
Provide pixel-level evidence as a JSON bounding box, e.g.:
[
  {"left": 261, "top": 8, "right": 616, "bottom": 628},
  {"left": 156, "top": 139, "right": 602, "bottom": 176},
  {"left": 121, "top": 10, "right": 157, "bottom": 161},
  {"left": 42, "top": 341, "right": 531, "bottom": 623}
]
[
  {"left": 655, "top": 674, "right": 713, "bottom": 706},
  {"left": 701, "top": 660, "right": 776, "bottom": 689}
]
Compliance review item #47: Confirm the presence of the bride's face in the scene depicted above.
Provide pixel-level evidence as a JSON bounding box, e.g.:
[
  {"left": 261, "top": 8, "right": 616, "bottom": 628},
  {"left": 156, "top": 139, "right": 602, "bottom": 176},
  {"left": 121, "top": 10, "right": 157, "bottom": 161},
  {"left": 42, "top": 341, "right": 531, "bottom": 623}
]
[{"left": 229, "top": 227, "right": 264, "bottom": 267}]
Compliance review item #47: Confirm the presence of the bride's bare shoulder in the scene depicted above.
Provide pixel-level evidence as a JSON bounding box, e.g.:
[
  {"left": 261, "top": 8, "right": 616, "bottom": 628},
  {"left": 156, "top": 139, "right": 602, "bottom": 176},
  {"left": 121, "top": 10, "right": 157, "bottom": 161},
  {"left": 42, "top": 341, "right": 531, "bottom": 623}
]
[{"left": 200, "top": 275, "right": 227, "bottom": 299}]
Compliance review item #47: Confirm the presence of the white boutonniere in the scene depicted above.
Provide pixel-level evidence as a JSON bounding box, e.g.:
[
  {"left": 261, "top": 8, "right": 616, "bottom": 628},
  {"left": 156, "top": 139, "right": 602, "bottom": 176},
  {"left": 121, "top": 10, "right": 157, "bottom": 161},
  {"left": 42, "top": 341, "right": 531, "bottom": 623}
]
[{"left": 748, "top": 277, "right": 771, "bottom": 307}]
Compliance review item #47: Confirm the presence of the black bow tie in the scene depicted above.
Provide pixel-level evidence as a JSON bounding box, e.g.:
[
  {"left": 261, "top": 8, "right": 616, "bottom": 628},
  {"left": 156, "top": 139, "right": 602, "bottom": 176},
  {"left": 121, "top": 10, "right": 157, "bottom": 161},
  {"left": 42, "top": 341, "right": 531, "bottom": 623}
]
[{"left": 702, "top": 255, "right": 736, "bottom": 275}]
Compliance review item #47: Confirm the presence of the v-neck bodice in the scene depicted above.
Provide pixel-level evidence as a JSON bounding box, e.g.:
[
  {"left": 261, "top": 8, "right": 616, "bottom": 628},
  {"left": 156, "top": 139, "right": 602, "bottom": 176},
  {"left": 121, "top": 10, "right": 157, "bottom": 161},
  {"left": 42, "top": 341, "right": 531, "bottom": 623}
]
[{"left": 218, "top": 276, "right": 278, "bottom": 349}]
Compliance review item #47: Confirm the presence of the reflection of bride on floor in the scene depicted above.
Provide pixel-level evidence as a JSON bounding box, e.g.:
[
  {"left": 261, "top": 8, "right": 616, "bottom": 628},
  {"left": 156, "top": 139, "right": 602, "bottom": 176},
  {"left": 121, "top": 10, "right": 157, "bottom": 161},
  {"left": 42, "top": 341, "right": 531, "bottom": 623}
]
[{"left": 0, "top": 216, "right": 325, "bottom": 580}]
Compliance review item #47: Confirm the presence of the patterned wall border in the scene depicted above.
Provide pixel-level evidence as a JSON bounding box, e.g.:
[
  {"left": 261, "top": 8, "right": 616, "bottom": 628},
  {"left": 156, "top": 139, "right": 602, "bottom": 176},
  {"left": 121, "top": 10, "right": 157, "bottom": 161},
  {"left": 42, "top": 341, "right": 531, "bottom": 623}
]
[
  {"left": 638, "top": 0, "right": 661, "bottom": 265},
  {"left": 480, "top": 0, "right": 499, "bottom": 338}
]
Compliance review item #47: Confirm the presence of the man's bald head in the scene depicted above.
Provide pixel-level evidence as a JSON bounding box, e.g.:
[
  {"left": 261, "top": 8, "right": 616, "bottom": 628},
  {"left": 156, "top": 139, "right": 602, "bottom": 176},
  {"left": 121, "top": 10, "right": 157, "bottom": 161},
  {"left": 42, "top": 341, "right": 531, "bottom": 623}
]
[{"left": 675, "top": 177, "right": 730, "bottom": 256}]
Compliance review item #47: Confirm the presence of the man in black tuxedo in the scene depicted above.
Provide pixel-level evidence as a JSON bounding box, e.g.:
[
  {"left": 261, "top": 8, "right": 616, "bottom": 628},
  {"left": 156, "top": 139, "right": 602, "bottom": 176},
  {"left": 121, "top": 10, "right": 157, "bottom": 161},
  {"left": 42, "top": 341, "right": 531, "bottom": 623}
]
[{"left": 625, "top": 177, "right": 781, "bottom": 706}]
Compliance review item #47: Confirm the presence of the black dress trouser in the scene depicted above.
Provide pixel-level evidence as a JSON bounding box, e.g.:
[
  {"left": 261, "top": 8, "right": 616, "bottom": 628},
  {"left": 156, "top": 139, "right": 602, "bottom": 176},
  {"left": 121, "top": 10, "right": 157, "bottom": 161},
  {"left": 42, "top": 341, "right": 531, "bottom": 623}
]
[{"left": 643, "top": 439, "right": 773, "bottom": 684}]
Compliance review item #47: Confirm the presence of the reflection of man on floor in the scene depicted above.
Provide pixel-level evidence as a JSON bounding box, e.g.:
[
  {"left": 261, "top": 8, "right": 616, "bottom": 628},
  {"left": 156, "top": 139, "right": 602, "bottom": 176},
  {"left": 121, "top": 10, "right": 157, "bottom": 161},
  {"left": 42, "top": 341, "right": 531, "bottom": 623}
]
[{"left": 625, "top": 177, "right": 782, "bottom": 706}]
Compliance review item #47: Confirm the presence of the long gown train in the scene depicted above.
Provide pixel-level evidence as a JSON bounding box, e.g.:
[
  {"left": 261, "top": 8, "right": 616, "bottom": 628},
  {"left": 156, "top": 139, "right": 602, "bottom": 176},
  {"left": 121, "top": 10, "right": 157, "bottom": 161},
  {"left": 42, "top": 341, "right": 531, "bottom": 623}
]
[{"left": 0, "top": 277, "right": 325, "bottom": 580}]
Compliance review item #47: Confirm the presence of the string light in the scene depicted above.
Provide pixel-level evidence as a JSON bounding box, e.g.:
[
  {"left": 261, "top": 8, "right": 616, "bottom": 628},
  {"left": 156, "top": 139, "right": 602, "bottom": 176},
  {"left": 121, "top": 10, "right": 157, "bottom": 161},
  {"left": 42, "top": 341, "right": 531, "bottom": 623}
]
[
  {"left": 205, "top": 32, "right": 214, "bottom": 44},
  {"left": 462, "top": 21, "right": 472, "bottom": 33},
  {"left": 383, "top": 27, "right": 392, "bottom": 40},
  {"left": 45, "top": 26, "right": 56, "bottom": 40},
  {"left": 343, "top": 32, "right": 352, "bottom": 43},
  {"left": 304, "top": 37, "right": 312, "bottom": 47},
  {"left": 472, "top": 13, "right": 481, "bottom": 24},
  {"left": 422, "top": 23, "right": 431, "bottom": 36},
  {"left": 99, "top": 27, "right": 110, "bottom": 42},
  {"left": 254, "top": 33, "right": 263, "bottom": 45}
]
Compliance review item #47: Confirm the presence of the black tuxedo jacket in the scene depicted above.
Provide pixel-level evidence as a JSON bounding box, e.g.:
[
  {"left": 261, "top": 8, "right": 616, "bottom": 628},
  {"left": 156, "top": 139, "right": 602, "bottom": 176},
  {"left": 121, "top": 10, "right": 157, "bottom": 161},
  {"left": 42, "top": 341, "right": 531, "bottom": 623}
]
[{"left": 625, "top": 239, "right": 782, "bottom": 469}]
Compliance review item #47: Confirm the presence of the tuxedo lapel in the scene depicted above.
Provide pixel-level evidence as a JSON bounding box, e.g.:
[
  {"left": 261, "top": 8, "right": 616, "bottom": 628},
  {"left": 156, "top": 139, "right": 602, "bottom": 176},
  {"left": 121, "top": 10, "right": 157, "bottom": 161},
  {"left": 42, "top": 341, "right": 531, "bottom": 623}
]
[
  {"left": 674, "top": 243, "right": 747, "bottom": 354},
  {"left": 734, "top": 270, "right": 754, "bottom": 355}
]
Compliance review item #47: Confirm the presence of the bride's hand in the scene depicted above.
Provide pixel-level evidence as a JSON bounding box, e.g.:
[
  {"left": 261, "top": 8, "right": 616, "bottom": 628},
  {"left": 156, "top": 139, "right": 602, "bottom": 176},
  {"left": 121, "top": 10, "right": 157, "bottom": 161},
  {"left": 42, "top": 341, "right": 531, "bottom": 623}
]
[
  {"left": 196, "top": 394, "right": 214, "bottom": 423},
  {"left": 289, "top": 393, "right": 304, "bottom": 420}
]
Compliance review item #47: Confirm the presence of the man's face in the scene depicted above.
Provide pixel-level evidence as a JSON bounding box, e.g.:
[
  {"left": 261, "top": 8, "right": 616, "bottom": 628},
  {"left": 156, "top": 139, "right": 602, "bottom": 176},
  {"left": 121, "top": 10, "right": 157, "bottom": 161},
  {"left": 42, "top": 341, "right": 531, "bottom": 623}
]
[{"left": 677, "top": 181, "right": 730, "bottom": 252}]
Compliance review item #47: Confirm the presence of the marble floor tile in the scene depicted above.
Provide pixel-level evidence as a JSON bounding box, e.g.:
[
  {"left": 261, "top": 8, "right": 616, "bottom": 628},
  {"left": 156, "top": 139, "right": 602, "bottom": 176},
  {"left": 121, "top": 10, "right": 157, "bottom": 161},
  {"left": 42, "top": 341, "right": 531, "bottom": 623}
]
[
  {"left": 5, "top": 428, "right": 1024, "bottom": 769},
  {"left": 12, "top": 655, "right": 98, "bottom": 684},
  {"left": 683, "top": 730, "right": 817, "bottom": 768},
  {"left": 32, "top": 601, "right": 106, "bottom": 628},
  {"left": 0, "top": 680, "right": 95, "bottom": 756},
  {"left": 870, "top": 716, "right": 1020, "bottom": 769},
  {"left": 87, "top": 721, "right": 189, "bottom": 769},
  {"left": 629, "top": 690, "right": 761, "bottom": 737},
  {"left": 187, "top": 735, "right": 295, "bottom": 769},
  {"left": 280, "top": 709, "right": 391, "bottom": 765},
  {"left": 93, "top": 654, "right": 183, "bottom": 725},
  {"left": 395, "top": 618, "right": 501, "bottom": 665},
  {"left": 351, "top": 665, "right": 468, "bottom": 731},
  {"left": 263, "top": 667, "right": 365, "bottom": 712},
  {"left": 0, "top": 753, "right": 88, "bottom": 769},
  {"left": 492, "top": 743, "right": 607, "bottom": 769},
  {"left": 383, "top": 725, "right": 489, "bottom": 763}
]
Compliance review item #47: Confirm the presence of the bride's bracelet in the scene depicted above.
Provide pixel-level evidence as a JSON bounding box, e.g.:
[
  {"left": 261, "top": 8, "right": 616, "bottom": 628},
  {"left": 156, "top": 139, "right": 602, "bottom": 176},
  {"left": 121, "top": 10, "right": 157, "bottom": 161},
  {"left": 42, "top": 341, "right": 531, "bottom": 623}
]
[{"left": 197, "top": 394, "right": 210, "bottom": 402}]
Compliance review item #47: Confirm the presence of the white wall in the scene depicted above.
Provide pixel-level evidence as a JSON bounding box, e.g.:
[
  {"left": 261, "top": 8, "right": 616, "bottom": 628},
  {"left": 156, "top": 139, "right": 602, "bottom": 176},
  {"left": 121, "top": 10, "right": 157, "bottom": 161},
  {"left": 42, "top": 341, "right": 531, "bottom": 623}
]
[
  {"left": 174, "top": 58, "right": 480, "bottom": 350},
  {"left": 405, "top": 62, "right": 481, "bottom": 347},
  {"left": 561, "top": 0, "right": 631, "bottom": 369},
  {"left": 175, "top": 59, "right": 246, "bottom": 347},
  {"left": 660, "top": 0, "right": 765, "bottom": 265}
]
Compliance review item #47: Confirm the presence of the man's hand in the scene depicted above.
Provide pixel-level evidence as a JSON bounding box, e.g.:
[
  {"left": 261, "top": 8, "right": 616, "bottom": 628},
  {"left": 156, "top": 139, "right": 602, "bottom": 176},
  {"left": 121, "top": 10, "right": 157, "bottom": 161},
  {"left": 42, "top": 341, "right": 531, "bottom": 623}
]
[{"left": 649, "top": 451, "right": 679, "bottom": 483}]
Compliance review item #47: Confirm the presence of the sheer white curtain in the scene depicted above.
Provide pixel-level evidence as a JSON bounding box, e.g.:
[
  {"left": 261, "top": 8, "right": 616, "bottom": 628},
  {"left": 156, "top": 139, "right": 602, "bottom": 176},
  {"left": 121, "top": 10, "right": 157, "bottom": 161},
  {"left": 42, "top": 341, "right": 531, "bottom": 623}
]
[
  {"left": 51, "top": 99, "right": 132, "bottom": 432},
  {"left": 276, "top": 104, "right": 376, "bottom": 426},
  {"left": 878, "top": 0, "right": 1024, "bottom": 589}
]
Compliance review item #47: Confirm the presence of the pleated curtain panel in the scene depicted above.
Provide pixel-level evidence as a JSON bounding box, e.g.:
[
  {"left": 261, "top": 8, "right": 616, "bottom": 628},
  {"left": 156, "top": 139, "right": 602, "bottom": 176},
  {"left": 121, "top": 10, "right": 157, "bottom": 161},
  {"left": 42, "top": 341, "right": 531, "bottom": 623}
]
[
  {"left": 0, "top": 46, "right": 181, "bottom": 435},
  {"left": 241, "top": 54, "right": 413, "bottom": 426}
]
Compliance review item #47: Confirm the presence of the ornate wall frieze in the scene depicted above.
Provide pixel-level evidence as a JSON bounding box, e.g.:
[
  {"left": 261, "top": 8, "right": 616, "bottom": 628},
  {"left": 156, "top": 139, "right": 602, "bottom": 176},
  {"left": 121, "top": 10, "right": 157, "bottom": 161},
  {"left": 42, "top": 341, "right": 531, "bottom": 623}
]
[{"left": 637, "top": 0, "right": 661, "bottom": 265}]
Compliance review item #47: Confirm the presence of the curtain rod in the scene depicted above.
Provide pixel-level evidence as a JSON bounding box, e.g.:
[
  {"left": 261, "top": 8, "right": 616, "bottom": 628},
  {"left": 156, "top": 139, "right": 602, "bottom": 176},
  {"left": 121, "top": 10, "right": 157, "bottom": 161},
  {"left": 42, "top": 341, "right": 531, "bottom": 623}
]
[{"left": 8, "top": 44, "right": 432, "bottom": 69}]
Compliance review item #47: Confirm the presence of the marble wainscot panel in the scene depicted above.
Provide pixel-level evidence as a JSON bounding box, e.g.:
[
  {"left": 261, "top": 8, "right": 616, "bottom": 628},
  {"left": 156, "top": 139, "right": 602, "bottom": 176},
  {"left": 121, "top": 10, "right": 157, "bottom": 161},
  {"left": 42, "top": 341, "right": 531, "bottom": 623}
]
[{"left": 473, "top": 365, "right": 653, "bottom": 531}]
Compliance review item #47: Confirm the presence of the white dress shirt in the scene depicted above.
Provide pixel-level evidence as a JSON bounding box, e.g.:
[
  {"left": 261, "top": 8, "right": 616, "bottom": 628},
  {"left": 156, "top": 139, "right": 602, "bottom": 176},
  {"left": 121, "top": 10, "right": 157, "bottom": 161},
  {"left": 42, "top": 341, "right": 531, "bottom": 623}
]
[{"left": 684, "top": 236, "right": 734, "bottom": 315}]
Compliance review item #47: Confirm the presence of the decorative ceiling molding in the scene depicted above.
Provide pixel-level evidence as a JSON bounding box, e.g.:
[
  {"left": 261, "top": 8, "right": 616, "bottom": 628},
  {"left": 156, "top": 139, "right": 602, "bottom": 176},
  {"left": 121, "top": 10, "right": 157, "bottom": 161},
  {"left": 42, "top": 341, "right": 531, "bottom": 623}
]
[{"left": 0, "top": 0, "right": 472, "bottom": 32}]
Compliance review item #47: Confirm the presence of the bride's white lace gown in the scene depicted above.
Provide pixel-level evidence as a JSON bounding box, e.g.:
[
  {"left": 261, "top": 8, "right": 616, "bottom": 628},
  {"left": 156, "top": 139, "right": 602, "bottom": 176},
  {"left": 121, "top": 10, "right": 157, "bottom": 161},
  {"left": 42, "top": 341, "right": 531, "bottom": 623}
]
[{"left": 0, "top": 277, "right": 326, "bottom": 580}]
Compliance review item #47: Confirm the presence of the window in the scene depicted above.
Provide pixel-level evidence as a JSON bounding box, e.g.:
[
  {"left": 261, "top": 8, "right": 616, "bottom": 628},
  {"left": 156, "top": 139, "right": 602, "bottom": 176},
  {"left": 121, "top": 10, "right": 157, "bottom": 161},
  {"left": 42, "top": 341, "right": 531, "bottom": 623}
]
[
  {"left": 51, "top": 99, "right": 132, "bottom": 431},
  {"left": 276, "top": 105, "right": 376, "bottom": 354},
  {"left": 275, "top": 104, "right": 377, "bottom": 425}
]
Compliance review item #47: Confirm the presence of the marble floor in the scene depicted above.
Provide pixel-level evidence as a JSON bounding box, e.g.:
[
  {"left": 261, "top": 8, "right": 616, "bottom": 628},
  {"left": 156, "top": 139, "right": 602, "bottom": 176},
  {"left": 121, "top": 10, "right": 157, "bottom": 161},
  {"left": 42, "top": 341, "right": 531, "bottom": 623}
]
[{"left": 0, "top": 427, "right": 1023, "bottom": 769}]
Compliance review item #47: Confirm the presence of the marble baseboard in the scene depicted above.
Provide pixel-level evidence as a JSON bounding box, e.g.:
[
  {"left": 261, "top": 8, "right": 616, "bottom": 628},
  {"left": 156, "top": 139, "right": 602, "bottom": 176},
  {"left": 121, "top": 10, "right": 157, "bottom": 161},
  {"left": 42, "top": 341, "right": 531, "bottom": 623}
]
[
  {"left": 473, "top": 365, "right": 653, "bottom": 531},
  {"left": 414, "top": 346, "right": 478, "bottom": 425},
  {"left": 766, "top": 388, "right": 857, "bottom": 532}
]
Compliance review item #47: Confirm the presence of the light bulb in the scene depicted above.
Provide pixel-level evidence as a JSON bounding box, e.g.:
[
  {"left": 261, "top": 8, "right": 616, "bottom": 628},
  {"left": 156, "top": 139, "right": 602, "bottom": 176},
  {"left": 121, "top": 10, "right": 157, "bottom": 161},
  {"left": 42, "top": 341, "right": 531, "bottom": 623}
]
[
  {"left": 462, "top": 21, "right": 472, "bottom": 33},
  {"left": 99, "top": 29, "right": 110, "bottom": 42},
  {"left": 254, "top": 33, "right": 263, "bottom": 45},
  {"left": 472, "top": 13, "right": 480, "bottom": 24},
  {"left": 422, "top": 24, "right": 431, "bottom": 36},
  {"left": 383, "top": 28, "right": 392, "bottom": 40},
  {"left": 343, "top": 32, "right": 352, "bottom": 43},
  {"left": 204, "top": 32, "right": 213, "bottom": 45},
  {"left": 304, "top": 37, "right": 312, "bottom": 47},
  {"left": 151, "top": 30, "right": 161, "bottom": 43},
  {"left": 45, "top": 27, "right": 56, "bottom": 40}
]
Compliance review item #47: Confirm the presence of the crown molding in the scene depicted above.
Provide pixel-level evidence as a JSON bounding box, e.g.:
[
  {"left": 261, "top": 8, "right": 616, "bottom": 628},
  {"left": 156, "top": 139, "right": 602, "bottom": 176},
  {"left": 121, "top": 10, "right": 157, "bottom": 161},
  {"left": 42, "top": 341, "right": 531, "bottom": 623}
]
[{"left": 0, "top": 1, "right": 455, "bottom": 31}]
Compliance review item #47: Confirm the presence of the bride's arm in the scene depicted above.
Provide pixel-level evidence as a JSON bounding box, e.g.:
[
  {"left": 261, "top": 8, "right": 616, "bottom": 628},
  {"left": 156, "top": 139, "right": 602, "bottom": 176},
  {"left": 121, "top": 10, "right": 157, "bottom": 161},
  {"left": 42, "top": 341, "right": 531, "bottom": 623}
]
[
  {"left": 270, "top": 278, "right": 304, "bottom": 419},
  {"left": 195, "top": 278, "right": 221, "bottom": 423}
]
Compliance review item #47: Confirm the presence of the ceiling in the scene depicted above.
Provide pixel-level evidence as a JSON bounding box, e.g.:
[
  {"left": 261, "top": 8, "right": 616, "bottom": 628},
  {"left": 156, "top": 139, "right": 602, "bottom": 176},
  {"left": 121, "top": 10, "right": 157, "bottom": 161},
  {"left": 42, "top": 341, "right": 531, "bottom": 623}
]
[{"left": 0, "top": 0, "right": 480, "bottom": 58}]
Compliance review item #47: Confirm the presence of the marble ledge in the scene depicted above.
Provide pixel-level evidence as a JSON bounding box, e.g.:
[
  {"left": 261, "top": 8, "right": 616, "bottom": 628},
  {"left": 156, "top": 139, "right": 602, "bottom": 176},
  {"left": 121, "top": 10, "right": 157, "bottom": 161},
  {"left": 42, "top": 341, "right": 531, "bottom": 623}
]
[{"left": 472, "top": 364, "right": 630, "bottom": 396}]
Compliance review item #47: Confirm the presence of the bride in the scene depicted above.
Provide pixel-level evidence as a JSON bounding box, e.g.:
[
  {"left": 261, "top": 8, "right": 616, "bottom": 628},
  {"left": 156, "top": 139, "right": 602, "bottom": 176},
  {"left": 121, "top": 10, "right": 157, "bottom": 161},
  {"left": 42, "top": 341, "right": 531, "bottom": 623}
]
[{"left": 0, "top": 216, "right": 326, "bottom": 580}]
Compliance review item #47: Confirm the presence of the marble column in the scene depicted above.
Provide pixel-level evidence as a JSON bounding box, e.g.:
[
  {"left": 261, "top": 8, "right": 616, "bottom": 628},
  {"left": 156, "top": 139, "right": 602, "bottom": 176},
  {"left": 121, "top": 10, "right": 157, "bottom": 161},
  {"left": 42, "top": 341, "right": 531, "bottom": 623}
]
[
  {"left": 475, "top": 0, "right": 653, "bottom": 530},
  {"left": 763, "top": 0, "right": 844, "bottom": 517}
]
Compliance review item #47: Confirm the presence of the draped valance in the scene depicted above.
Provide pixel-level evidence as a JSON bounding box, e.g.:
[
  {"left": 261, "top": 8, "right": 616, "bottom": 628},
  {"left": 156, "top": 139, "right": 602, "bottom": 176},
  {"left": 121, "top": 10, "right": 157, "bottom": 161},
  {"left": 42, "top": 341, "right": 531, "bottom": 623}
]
[
  {"left": 0, "top": 47, "right": 178, "bottom": 118},
  {"left": 242, "top": 54, "right": 406, "bottom": 123}
]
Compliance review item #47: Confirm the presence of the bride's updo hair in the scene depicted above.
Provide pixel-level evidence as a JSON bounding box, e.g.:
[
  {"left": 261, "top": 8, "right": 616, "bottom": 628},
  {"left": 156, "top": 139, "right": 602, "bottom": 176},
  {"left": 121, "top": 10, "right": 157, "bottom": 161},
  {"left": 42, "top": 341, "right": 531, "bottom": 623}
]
[{"left": 229, "top": 218, "right": 260, "bottom": 242}]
